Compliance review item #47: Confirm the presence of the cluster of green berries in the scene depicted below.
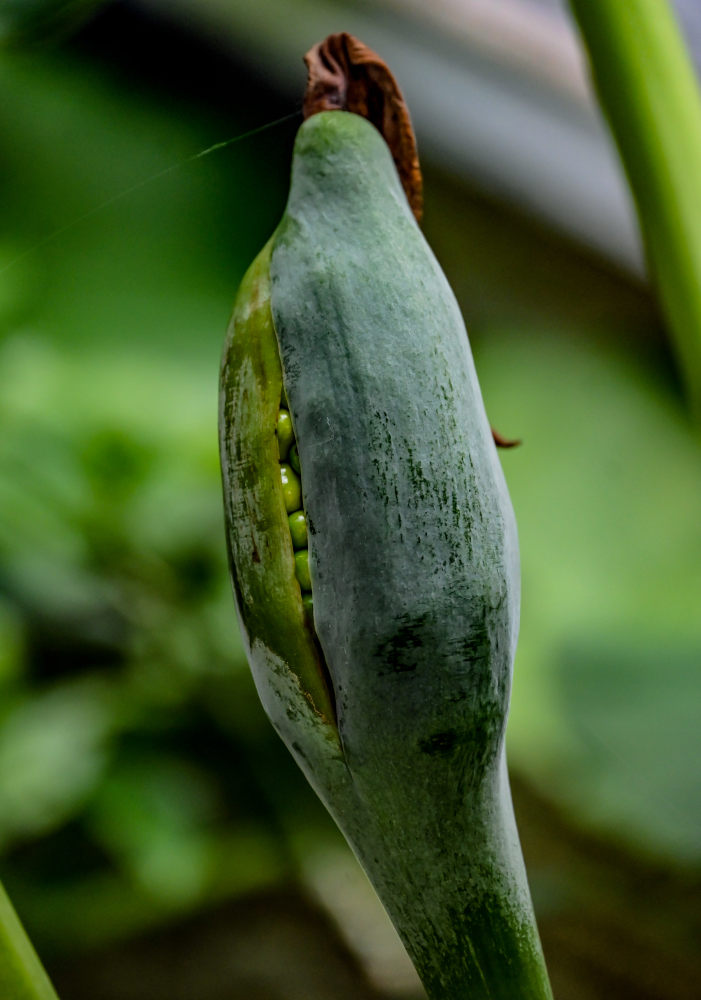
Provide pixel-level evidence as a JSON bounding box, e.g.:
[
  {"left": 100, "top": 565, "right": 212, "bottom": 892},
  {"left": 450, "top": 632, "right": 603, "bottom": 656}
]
[{"left": 277, "top": 399, "right": 313, "bottom": 618}]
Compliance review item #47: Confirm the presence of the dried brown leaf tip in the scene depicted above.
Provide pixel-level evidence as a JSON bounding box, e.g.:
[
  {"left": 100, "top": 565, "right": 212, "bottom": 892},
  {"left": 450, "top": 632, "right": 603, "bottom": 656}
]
[
  {"left": 303, "top": 32, "right": 423, "bottom": 222},
  {"left": 492, "top": 428, "right": 522, "bottom": 449}
]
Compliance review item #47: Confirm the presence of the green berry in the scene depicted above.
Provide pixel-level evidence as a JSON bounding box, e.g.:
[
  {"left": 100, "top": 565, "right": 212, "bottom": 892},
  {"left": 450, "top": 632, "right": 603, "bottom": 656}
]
[
  {"left": 288, "top": 510, "right": 308, "bottom": 550},
  {"left": 277, "top": 408, "right": 294, "bottom": 459},
  {"left": 294, "top": 549, "right": 312, "bottom": 591},
  {"left": 302, "top": 593, "right": 314, "bottom": 620},
  {"left": 280, "top": 464, "right": 302, "bottom": 512},
  {"left": 289, "top": 442, "right": 301, "bottom": 475}
]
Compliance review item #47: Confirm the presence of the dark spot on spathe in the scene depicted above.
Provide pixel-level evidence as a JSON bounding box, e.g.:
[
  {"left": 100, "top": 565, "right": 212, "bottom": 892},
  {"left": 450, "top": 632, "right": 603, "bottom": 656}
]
[
  {"left": 459, "top": 628, "right": 491, "bottom": 664},
  {"left": 458, "top": 605, "right": 494, "bottom": 664},
  {"left": 374, "top": 614, "right": 429, "bottom": 675},
  {"left": 419, "top": 730, "right": 459, "bottom": 756}
]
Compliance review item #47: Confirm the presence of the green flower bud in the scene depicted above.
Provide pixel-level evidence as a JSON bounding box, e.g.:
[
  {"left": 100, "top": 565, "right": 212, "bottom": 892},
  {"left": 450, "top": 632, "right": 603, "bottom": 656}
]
[{"left": 220, "top": 105, "right": 552, "bottom": 1000}]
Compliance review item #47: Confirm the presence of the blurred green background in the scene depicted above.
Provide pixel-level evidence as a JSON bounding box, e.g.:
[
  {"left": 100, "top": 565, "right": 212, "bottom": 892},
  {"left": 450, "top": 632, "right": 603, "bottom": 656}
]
[{"left": 0, "top": 2, "right": 699, "bottom": 999}]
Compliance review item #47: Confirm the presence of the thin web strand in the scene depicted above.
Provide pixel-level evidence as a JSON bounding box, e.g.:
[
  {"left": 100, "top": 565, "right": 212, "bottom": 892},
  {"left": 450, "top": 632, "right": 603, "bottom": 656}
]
[{"left": 0, "top": 110, "right": 300, "bottom": 276}]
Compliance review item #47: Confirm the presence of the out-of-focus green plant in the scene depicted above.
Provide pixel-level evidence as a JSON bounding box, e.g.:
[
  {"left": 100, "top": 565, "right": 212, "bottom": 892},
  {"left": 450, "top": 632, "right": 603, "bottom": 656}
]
[
  {"left": 569, "top": 0, "right": 701, "bottom": 419},
  {"left": 0, "top": 44, "right": 307, "bottom": 983},
  {"left": 0, "top": 1, "right": 107, "bottom": 47}
]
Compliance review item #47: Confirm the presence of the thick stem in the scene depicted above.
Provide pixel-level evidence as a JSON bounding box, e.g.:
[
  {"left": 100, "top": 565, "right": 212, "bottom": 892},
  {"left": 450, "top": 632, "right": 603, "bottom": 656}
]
[
  {"left": 0, "top": 883, "right": 60, "bottom": 1000},
  {"left": 569, "top": 0, "right": 701, "bottom": 419},
  {"left": 350, "top": 754, "right": 553, "bottom": 1000}
]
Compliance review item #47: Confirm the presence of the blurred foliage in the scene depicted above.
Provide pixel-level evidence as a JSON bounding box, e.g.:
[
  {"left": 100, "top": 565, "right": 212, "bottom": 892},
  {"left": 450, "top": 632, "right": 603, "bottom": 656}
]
[
  {"left": 0, "top": 35, "right": 327, "bottom": 957},
  {"left": 478, "top": 329, "right": 701, "bottom": 863},
  {"left": 0, "top": 1, "right": 699, "bottom": 978},
  {"left": 0, "top": 1, "right": 107, "bottom": 47}
]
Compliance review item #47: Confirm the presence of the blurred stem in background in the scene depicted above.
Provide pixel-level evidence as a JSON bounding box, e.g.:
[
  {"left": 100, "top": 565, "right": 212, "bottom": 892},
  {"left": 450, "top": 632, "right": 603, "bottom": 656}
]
[
  {"left": 0, "top": 884, "right": 59, "bottom": 1000},
  {"left": 569, "top": 0, "right": 701, "bottom": 421}
]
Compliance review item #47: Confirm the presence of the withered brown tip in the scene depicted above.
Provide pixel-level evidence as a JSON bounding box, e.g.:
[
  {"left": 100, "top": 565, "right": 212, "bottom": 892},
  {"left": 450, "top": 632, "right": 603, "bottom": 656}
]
[
  {"left": 492, "top": 429, "right": 522, "bottom": 449},
  {"left": 303, "top": 32, "right": 423, "bottom": 223}
]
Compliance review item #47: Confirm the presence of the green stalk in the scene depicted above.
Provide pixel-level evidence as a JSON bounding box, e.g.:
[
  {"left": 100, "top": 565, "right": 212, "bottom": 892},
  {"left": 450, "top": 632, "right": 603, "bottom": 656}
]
[
  {"left": 568, "top": 0, "right": 701, "bottom": 417},
  {"left": 0, "top": 883, "right": 59, "bottom": 1000}
]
